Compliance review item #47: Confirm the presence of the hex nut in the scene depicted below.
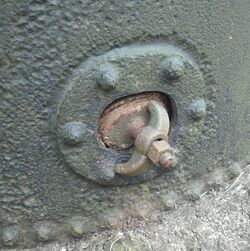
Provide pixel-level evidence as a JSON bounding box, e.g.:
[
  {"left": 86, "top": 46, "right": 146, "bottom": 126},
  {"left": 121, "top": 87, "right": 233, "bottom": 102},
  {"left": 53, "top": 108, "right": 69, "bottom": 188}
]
[
  {"left": 190, "top": 99, "right": 206, "bottom": 119},
  {"left": 147, "top": 140, "right": 174, "bottom": 167},
  {"left": 1, "top": 225, "right": 20, "bottom": 247},
  {"left": 161, "top": 55, "right": 185, "bottom": 80},
  {"left": 61, "top": 121, "right": 87, "bottom": 145},
  {"left": 97, "top": 63, "right": 118, "bottom": 90}
]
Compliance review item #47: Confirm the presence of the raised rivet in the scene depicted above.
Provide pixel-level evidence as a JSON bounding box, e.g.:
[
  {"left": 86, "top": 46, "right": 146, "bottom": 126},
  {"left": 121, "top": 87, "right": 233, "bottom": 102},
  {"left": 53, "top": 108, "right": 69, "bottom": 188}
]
[
  {"left": 97, "top": 63, "right": 118, "bottom": 90},
  {"left": 68, "top": 216, "right": 88, "bottom": 236},
  {"left": 190, "top": 99, "right": 206, "bottom": 119},
  {"left": 207, "top": 169, "right": 225, "bottom": 187},
  {"left": 1, "top": 225, "right": 20, "bottom": 247},
  {"left": 61, "top": 121, "right": 86, "bottom": 145},
  {"left": 160, "top": 191, "right": 178, "bottom": 209},
  {"left": 185, "top": 180, "right": 206, "bottom": 201},
  {"left": 34, "top": 221, "right": 57, "bottom": 242},
  {"left": 227, "top": 162, "right": 241, "bottom": 179},
  {"left": 161, "top": 55, "right": 185, "bottom": 80}
]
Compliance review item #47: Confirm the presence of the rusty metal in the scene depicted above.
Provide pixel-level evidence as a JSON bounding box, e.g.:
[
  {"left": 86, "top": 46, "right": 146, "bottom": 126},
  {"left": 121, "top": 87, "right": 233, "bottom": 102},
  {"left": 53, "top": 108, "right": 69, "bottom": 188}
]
[
  {"left": 56, "top": 43, "right": 206, "bottom": 185},
  {"left": 99, "top": 92, "right": 170, "bottom": 150},
  {"left": 114, "top": 100, "right": 175, "bottom": 176}
]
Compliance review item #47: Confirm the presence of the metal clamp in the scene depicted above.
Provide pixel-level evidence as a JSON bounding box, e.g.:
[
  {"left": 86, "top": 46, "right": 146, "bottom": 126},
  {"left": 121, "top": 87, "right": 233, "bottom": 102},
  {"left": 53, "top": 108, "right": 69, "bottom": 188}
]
[{"left": 114, "top": 101, "right": 175, "bottom": 176}]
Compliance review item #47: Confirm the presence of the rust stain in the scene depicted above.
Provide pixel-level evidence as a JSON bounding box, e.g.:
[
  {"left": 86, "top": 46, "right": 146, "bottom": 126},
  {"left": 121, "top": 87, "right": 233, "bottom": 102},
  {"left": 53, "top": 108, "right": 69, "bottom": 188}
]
[{"left": 99, "top": 92, "right": 170, "bottom": 150}]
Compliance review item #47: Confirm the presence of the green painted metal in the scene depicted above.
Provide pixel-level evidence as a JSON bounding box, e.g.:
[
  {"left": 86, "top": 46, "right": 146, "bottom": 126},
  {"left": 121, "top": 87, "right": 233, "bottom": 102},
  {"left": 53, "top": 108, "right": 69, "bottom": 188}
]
[{"left": 0, "top": 0, "right": 249, "bottom": 248}]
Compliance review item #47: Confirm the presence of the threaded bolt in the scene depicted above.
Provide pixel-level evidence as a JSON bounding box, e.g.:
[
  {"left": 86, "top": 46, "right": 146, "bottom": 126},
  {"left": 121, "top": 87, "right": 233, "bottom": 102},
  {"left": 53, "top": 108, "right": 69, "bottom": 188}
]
[
  {"left": 1, "top": 226, "right": 20, "bottom": 247},
  {"left": 160, "top": 151, "right": 175, "bottom": 169}
]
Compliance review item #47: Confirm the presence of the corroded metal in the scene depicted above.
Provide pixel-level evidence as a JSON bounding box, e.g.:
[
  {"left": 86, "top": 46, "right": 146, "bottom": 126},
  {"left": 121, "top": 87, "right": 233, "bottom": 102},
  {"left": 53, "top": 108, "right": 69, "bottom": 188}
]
[
  {"left": 113, "top": 152, "right": 151, "bottom": 177},
  {"left": 99, "top": 92, "right": 170, "bottom": 150},
  {"left": 148, "top": 140, "right": 175, "bottom": 169},
  {"left": 55, "top": 43, "right": 207, "bottom": 185},
  {"left": 114, "top": 100, "right": 175, "bottom": 176},
  {"left": 1, "top": 1, "right": 249, "bottom": 247}
]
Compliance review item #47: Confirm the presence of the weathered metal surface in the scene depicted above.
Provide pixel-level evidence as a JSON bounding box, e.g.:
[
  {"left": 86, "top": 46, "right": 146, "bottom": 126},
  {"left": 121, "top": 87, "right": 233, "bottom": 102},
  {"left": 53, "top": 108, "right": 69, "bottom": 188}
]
[
  {"left": 56, "top": 43, "right": 205, "bottom": 185},
  {"left": 0, "top": 0, "right": 250, "bottom": 249}
]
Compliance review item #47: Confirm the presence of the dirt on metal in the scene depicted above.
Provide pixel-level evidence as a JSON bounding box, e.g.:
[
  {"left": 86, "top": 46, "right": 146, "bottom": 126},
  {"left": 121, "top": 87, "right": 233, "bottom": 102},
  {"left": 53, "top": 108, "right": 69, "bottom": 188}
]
[{"left": 10, "top": 164, "right": 250, "bottom": 251}]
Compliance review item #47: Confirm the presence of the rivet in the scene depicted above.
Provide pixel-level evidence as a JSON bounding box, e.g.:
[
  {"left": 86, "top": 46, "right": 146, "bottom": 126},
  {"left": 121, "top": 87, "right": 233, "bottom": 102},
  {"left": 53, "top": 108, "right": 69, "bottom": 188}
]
[
  {"left": 97, "top": 63, "right": 118, "bottom": 90},
  {"left": 34, "top": 221, "right": 57, "bottom": 242},
  {"left": 68, "top": 216, "right": 88, "bottom": 236},
  {"left": 207, "top": 169, "right": 225, "bottom": 187},
  {"left": 161, "top": 55, "right": 185, "bottom": 80},
  {"left": 185, "top": 180, "right": 206, "bottom": 201},
  {"left": 160, "top": 191, "right": 178, "bottom": 209},
  {"left": 61, "top": 121, "right": 87, "bottom": 145},
  {"left": 227, "top": 163, "right": 241, "bottom": 179},
  {"left": 1, "top": 225, "right": 20, "bottom": 247},
  {"left": 190, "top": 99, "right": 206, "bottom": 119}
]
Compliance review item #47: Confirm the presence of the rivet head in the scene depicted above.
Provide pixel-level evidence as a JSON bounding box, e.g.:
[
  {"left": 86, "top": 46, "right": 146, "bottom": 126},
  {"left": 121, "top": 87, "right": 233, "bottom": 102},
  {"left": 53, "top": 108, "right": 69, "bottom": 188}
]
[
  {"left": 161, "top": 55, "right": 184, "bottom": 80},
  {"left": 190, "top": 99, "right": 206, "bottom": 119},
  {"left": 34, "top": 221, "right": 57, "bottom": 242},
  {"left": 160, "top": 191, "right": 178, "bottom": 209},
  {"left": 1, "top": 226, "right": 20, "bottom": 247},
  {"left": 97, "top": 63, "right": 118, "bottom": 90},
  {"left": 61, "top": 121, "right": 86, "bottom": 145},
  {"left": 68, "top": 216, "right": 88, "bottom": 236}
]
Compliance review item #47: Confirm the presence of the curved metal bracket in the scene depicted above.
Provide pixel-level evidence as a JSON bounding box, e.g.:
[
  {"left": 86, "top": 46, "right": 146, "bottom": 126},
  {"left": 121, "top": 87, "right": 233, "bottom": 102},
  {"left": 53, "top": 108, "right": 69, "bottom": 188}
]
[{"left": 114, "top": 100, "right": 173, "bottom": 176}]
